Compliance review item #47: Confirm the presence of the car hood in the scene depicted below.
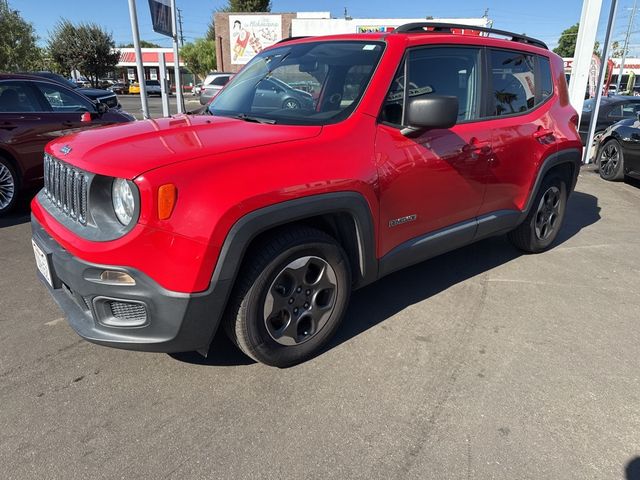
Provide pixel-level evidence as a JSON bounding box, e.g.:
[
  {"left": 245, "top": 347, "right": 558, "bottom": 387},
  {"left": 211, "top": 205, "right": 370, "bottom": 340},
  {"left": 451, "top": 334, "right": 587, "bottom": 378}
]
[
  {"left": 46, "top": 114, "right": 323, "bottom": 179},
  {"left": 78, "top": 88, "right": 115, "bottom": 99}
]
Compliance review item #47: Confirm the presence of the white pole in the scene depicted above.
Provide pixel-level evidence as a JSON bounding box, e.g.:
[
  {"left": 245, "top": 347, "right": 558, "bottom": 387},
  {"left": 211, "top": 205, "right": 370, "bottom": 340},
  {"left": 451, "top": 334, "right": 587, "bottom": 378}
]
[
  {"left": 159, "top": 52, "right": 170, "bottom": 117},
  {"left": 127, "top": 0, "right": 149, "bottom": 119},
  {"left": 568, "top": 0, "right": 604, "bottom": 122},
  {"left": 170, "top": 0, "right": 184, "bottom": 113},
  {"left": 585, "top": 0, "right": 619, "bottom": 164}
]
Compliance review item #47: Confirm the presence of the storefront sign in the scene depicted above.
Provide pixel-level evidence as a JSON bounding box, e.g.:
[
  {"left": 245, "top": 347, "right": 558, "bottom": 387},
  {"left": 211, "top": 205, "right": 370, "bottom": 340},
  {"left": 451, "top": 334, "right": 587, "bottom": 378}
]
[
  {"left": 229, "top": 14, "right": 282, "bottom": 65},
  {"left": 357, "top": 25, "right": 395, "bottom": 33},
  {"left": 150, "top": 68, "right": 158, "bottom": 80},
  {"left": 127, "top": 68, "right": 135, "bottom": 81}
]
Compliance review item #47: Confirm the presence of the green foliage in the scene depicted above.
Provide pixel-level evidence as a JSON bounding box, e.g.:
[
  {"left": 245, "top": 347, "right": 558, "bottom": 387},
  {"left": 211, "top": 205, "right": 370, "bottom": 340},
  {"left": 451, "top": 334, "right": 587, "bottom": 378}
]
[
  {"left": 180, "top": 39, "right": 216, "bottom": 78},
  {"left": 119, "top": 41, "right": 162, "bottom": 48},
  {"left": 48, "top": 21, "right": 120, "bottom": 87},
  {"left": 0, "top": 2, "right": 42, "bottom": 71},
  {"left": 553, "top": 23, "right": 579, "bottom": 57}
]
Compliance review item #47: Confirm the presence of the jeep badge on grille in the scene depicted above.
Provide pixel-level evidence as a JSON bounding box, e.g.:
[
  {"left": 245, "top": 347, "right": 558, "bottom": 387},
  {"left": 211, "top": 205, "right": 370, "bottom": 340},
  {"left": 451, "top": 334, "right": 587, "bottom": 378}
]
[{"left": 60, "top": 145, "right": 72, "bottom": 155}]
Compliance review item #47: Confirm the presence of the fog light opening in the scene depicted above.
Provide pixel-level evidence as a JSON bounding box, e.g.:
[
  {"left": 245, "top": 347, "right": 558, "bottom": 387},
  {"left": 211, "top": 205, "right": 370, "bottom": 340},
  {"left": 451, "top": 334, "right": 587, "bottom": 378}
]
[{"left": 99, "top": 270, "right": 136, "bottom": 285}]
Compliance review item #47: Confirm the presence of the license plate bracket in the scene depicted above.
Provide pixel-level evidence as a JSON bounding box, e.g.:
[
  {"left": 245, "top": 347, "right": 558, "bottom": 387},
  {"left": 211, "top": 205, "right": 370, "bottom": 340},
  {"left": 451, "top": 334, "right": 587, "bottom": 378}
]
[{"left": 32, "top": 238, "right": 54, "bottom": 288}]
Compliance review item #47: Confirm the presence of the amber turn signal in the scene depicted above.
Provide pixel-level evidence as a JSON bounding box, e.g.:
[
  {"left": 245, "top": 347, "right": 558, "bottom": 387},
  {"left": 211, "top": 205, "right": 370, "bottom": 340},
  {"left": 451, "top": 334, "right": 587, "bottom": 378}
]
[{"left": 158, "top": 184, "right": 177, "bottom": 220}]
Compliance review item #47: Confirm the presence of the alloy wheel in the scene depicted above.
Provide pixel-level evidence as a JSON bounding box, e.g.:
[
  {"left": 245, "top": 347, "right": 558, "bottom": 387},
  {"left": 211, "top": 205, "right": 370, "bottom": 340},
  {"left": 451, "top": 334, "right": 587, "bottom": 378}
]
[
  {"left": 534, "top": 186, "right": 561, "bottom": 241},
  {"left": 0, "top": 163, "right": 15, "bottom": 211},
  {"left": 263, "top": 256, "right": 338, "bottom": 346},
  {"left": 600, "top": 142, "right": 620, "bottom": 177}
]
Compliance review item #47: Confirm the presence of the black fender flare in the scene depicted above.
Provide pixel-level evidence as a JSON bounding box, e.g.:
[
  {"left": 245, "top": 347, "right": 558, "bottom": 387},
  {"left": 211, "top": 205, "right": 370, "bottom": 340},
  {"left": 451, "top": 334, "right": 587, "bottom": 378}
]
[{"left": 520, "top": 147, "right": 582, "bottom": 220}]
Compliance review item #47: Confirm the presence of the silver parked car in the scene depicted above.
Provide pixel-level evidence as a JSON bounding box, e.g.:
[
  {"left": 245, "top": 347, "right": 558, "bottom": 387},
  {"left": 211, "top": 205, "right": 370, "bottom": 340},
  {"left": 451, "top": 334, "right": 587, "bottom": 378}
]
[{"left": 199, "top": 73, "right": 233, "bottom": 105}]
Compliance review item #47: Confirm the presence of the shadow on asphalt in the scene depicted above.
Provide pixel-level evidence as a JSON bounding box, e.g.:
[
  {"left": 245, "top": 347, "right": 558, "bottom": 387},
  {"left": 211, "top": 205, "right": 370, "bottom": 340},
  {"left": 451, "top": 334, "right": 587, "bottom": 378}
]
[
  {"left": 627, "top": 457, "right": 640, "bottom": 480},
  {"left": 174, "top": 191, "right": 601, "bottom": 367},
  {"left": 0, "top": 189, "right": 36, "bottom": 229}
]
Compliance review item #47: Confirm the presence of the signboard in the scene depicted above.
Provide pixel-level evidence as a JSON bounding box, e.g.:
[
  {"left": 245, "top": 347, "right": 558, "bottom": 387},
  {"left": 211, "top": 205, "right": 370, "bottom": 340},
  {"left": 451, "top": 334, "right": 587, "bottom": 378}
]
[
  {"left": 150, "top": 68, "right": 158, "bottom": 80},
  {"left": 229, "top": 15, "right": 282, "bottom": 65},
  {"left": 357, "top": 25, "right": 395, "bottom": 33},
  {"left": 127, "top": 67, "right": 135, "bottom": 81},
  {"left": 148, "top": 0, "right": 172, "bottom": 37}
]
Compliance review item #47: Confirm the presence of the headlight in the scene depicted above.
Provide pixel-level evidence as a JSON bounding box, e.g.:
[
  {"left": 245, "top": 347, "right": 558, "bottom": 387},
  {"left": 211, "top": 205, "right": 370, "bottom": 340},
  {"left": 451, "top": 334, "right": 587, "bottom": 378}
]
[{"left": 112, "top": 178, "right": 135, "bottom": 225}]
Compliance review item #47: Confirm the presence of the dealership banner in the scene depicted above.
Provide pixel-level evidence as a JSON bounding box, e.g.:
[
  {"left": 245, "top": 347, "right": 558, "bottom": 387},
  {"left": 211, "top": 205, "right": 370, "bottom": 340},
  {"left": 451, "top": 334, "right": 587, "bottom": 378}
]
[{"left": 229, "top": 15, "right": 282, "bottom": 65}]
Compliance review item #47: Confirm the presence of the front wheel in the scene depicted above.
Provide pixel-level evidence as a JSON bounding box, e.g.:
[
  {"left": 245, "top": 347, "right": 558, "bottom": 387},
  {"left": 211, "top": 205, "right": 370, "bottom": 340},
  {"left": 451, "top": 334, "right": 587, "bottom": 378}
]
[
  {"left": 224, "top": 227, "right": 351, "bottom": 367},
  {"left": 598, "top": 139, "right": 626, "bottom": 181},
  {"left": 508, "top": 175, "right": 567, "bottom": 253},
  {"left": 0, "top": 156, "right": 18, "bottom": 216}
]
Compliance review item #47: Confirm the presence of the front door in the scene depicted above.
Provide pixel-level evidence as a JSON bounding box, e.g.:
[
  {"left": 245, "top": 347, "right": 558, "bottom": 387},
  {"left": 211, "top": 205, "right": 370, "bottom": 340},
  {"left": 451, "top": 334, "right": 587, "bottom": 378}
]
[{"left": 375, "top": 46, "right": 490, "bottom": 257}]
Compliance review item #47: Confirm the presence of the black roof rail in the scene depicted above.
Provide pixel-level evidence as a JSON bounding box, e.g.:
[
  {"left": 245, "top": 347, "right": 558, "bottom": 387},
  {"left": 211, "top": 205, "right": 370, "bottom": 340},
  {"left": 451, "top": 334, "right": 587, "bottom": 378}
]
[
  {"left": 275, "top": 36, "right": 310, "bottom": 44},
  {"left": 393, "top": 22, "right": 548, "bottom": 50}
]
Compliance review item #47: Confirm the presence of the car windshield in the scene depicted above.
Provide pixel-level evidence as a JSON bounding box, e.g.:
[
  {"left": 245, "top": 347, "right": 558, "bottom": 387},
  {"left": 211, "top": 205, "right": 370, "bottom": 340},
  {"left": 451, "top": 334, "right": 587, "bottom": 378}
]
[
  {"left": 583, "top": 99, "right": 595, "bottom": 112},
  {"left": 208, "top": 40, "right": 385, "bottom": 125}
]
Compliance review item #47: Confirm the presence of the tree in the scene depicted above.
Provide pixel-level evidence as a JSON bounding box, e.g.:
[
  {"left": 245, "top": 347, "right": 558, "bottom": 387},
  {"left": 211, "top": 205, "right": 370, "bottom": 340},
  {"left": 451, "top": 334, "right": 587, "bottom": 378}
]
[
  {"left": 553, "top": 23, "right": 579, "bottom": 57},
  {"left": 48, "top": 21, "right": 120, "bottom": 87},
  {"left": 0, "top": 2, "right": 42, "bottom": 71},
  {"left": 119, "top": 41, "right": 162, "bottom": 48},
  {"left": 206, "top": 0, "right": 272, "bottom": 42},
  {"left": 554, "top": 23, "right": 605, "bottom": 58},
  {"left": 181, "top": 39, "right": 216, "bottom": 79}
]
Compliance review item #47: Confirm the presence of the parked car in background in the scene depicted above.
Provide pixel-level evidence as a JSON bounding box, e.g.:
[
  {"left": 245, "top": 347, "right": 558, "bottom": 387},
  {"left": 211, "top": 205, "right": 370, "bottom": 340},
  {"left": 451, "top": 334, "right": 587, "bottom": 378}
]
[
  {"left": 199, "top": 72, "right": 233, "bottom": 105},
  {"left": 129, "top": 82, "right": 140, "bottom": 94},
  {"left": 252, "top": 77, "right": 314, "bottom": 111},
  {"left": 192, "top": 83, "right": 203, "bottom": 96},
  {"left": 108, "top": 82, "right": 128, "bottom": 95},
  {"left": 0, "top": 74, "right": 134, "bottom": 214},
  {"left": 26, "top": 72, "right": 120, "bottom": 110},
  {"left": 579, "top": 96, "right": 640, "bottom": 144},
  {"left": 145, "top": 80, "right": 162, "bottom": 96},
  {"left": 594, "top": 117, "right": 640, "bottom": 181}
]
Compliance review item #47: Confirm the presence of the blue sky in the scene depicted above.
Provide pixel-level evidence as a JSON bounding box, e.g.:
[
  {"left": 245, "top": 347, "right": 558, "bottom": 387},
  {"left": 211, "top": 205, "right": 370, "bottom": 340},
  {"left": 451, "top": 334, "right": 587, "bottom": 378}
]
[{"left": 9, "top": 0, "right": 633, "bottom": 54}]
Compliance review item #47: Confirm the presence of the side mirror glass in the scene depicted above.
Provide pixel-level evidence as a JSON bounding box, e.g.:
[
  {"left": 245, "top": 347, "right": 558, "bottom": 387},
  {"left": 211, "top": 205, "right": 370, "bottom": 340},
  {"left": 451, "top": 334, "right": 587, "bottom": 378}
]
[{"left": 402, "top": 95, "right": 458, "bottom": 136}]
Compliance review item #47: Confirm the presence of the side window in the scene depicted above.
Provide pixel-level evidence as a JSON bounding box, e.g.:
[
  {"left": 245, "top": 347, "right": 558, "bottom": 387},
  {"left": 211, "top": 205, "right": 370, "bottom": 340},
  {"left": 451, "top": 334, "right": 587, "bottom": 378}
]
[
  {"left": 621, "top": 103, "right": 640, "bottom": 118},
  {"left": 211, "top": 76, "right": 229, "bottom": 86},
  {"left": 539, "top": 56, "right": 553, "bottom": 102},
  {"left": 0, "top": 81, "right": 41, "bottom": 113},
  {"left": 607, "top": 105, "right": 623, "bottom": 118},
  {"left": 490, "top": 50, "right": 536, "bottom": 116},
  {"left": 33, "top": 83, "right": 94, "bottom": 112},
  {"left": 342, "top": 64, "right": 374, "bottom": 108},
  {"left": 380, "top": 46, "right": 482, "bottom": 126}
]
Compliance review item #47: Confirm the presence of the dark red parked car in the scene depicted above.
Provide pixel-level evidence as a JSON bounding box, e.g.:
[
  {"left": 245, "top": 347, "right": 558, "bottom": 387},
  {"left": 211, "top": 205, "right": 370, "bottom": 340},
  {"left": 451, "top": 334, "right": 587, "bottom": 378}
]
[
  {"left": 31, "top": 24, "right": 582, "bottom": 366},
  {"left": 0, "top": 74, "right": 134, "bottom": 214}
]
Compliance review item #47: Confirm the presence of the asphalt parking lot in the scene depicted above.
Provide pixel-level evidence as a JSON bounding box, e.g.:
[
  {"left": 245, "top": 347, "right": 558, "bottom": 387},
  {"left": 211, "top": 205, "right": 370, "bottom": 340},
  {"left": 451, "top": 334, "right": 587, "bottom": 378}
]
[
  {"left": 118, "top": 94, "right": 203, "bottom": 119},
  {"left": 1, "top": 169, "right": 639, "bottom": 479}
]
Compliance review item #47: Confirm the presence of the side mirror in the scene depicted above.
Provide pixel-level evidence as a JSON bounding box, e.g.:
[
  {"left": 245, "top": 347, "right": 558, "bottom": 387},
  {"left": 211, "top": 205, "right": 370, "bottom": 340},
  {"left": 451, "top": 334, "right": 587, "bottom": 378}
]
[
  {"left": 96, "top": 102, "right": 109, "bottom": 115},
  {"left": 402, "top": 95, "right": 458, "bottom": 136}
]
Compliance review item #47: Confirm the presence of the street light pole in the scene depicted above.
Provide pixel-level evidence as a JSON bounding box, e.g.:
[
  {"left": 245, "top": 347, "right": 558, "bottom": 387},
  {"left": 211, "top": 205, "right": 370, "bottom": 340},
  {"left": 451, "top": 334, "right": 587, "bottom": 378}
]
[
  {"left": 170, "top": 0, "right": 184, "bottom": 114},
  {"left": 615, "top": 0, "right": 637, "bottom": 93},
  {"left": 127, "top": 0, "right": 149, "bottom": 119}
]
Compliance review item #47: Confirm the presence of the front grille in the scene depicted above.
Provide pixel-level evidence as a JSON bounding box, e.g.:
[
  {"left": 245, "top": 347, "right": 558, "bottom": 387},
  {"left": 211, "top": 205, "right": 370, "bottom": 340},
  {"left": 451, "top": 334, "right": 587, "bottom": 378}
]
[
  {"left": 98, "top": 94, "right": 118, "bottom": 109},
  {"left": 43, "top": 154, "right": 89, "bottom": 225},
  {"left": 108, "top": 301, "right": 147, "bottom": 323}
]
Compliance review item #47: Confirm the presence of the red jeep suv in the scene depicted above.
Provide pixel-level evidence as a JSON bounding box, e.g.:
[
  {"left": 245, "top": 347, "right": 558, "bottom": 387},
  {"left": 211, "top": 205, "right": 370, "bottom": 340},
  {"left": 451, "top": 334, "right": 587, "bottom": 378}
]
[{"left": 31, "top": 24, "right": 582, "bottom": 367}]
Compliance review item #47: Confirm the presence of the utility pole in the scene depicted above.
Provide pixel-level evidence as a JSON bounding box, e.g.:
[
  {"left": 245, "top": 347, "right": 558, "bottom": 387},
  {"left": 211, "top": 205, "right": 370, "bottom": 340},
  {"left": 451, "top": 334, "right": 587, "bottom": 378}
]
[
  {"left": 177, "top": 8, "right": 185, "bottom": 46},
  {"left": 127, "top": 0, "right": 149, "bottom": 119},
  {"left": 615, "top": 0, "right": 637, "bottom": 92}
]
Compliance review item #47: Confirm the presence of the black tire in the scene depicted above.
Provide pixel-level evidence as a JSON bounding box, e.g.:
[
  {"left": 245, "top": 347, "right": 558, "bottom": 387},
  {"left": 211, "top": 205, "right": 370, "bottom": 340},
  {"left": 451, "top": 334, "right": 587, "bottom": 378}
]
[
  {"left": 223, "top": 226, "right": 351, "bottom": 367},
  {"left": 598, "top": 139, "right": 626, "bottom": 181},
  {"left": 508, "top": 174, "right": 567, "bottom": 253},
  {"left": 0, "top": 156, "right": 19, "bottom": 216}
]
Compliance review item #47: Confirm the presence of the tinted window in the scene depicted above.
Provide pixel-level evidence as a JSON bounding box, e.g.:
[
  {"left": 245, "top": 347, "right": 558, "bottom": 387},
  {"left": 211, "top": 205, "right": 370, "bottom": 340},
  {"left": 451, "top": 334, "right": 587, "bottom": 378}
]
[
  {"left": 539, "top": 56, "right": 553, "bottom": 102},
  {"left": 0, "top": 81, "right": 41, "bottom": 112},
  {"left": 211, "top": 76, "right": 230, "bottom": 86},
  {"left": 381, "top": 46, "right": 482, "bottom": 126},
  {"left": 490, "top": 50, "right": 536, "bottom": 116},
  {"left": 610, "top": 102, "right": 640, "bottom": 118},
  {"left": 34, "top": 83, "right": 94, "bottom": 112}
]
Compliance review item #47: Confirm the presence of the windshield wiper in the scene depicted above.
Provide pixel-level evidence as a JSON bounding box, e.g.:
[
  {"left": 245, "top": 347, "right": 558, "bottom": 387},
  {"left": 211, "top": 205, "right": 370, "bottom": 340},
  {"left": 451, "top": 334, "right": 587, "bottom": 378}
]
[{"left": 234, "top": 113, "right": 276, "bottom": 124}]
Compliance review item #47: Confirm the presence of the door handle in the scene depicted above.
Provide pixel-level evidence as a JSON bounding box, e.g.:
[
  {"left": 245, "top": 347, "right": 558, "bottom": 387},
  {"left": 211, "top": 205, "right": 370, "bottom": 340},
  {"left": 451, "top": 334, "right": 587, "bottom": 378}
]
[
  {"left": 533, "top": 128, "right": 555, "bottom": 143},
  {"left": 462, "top": 139, "right": 492, "bottom": 155}
]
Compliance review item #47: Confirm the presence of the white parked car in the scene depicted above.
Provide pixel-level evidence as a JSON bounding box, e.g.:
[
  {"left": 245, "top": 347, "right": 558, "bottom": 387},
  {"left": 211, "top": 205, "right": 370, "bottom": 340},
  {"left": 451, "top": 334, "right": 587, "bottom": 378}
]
[{"left": 145, "top": 80, "right": 162, "bottom": 96}]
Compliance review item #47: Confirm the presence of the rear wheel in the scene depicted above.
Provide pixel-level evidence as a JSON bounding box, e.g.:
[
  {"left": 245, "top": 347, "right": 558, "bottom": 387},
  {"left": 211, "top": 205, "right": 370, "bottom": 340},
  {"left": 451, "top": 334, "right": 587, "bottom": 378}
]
[
  {"left": 0, "top": 156, "right": 18, "bottom": 216},
  {"left": 282, "top": 98, "right": 300, "bottom": 109},
  {"left": 508, "top": 174, "right": 567, "bottom": 253},
  {"left": 224, "top": 226, "right": 351, "bottom": 367},
  {"left": 598, "top": 139, "right": 626, "bottom": 181}
]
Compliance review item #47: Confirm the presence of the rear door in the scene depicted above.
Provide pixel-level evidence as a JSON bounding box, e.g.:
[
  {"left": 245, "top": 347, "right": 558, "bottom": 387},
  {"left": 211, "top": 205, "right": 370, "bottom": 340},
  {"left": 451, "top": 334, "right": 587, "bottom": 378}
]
[
  {"left": 478, "top": 50, "right": 558, "bottom": 215},
  {"left": 375, "top": 46, "right": 490, "bottom": 256}
]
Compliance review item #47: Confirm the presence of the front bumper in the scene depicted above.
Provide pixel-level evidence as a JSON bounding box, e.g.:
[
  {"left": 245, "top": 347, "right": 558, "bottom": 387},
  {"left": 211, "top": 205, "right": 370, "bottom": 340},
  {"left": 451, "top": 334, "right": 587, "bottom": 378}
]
[{"left": 31, "top": 217, "right": 225, "bottom": 353}]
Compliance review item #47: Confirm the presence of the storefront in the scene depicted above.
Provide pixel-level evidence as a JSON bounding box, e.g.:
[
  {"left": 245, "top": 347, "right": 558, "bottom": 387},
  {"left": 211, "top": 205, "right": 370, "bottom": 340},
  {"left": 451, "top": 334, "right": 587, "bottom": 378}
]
[{"left": 115, "top": 48, "right": 194, "bottom": 89}]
